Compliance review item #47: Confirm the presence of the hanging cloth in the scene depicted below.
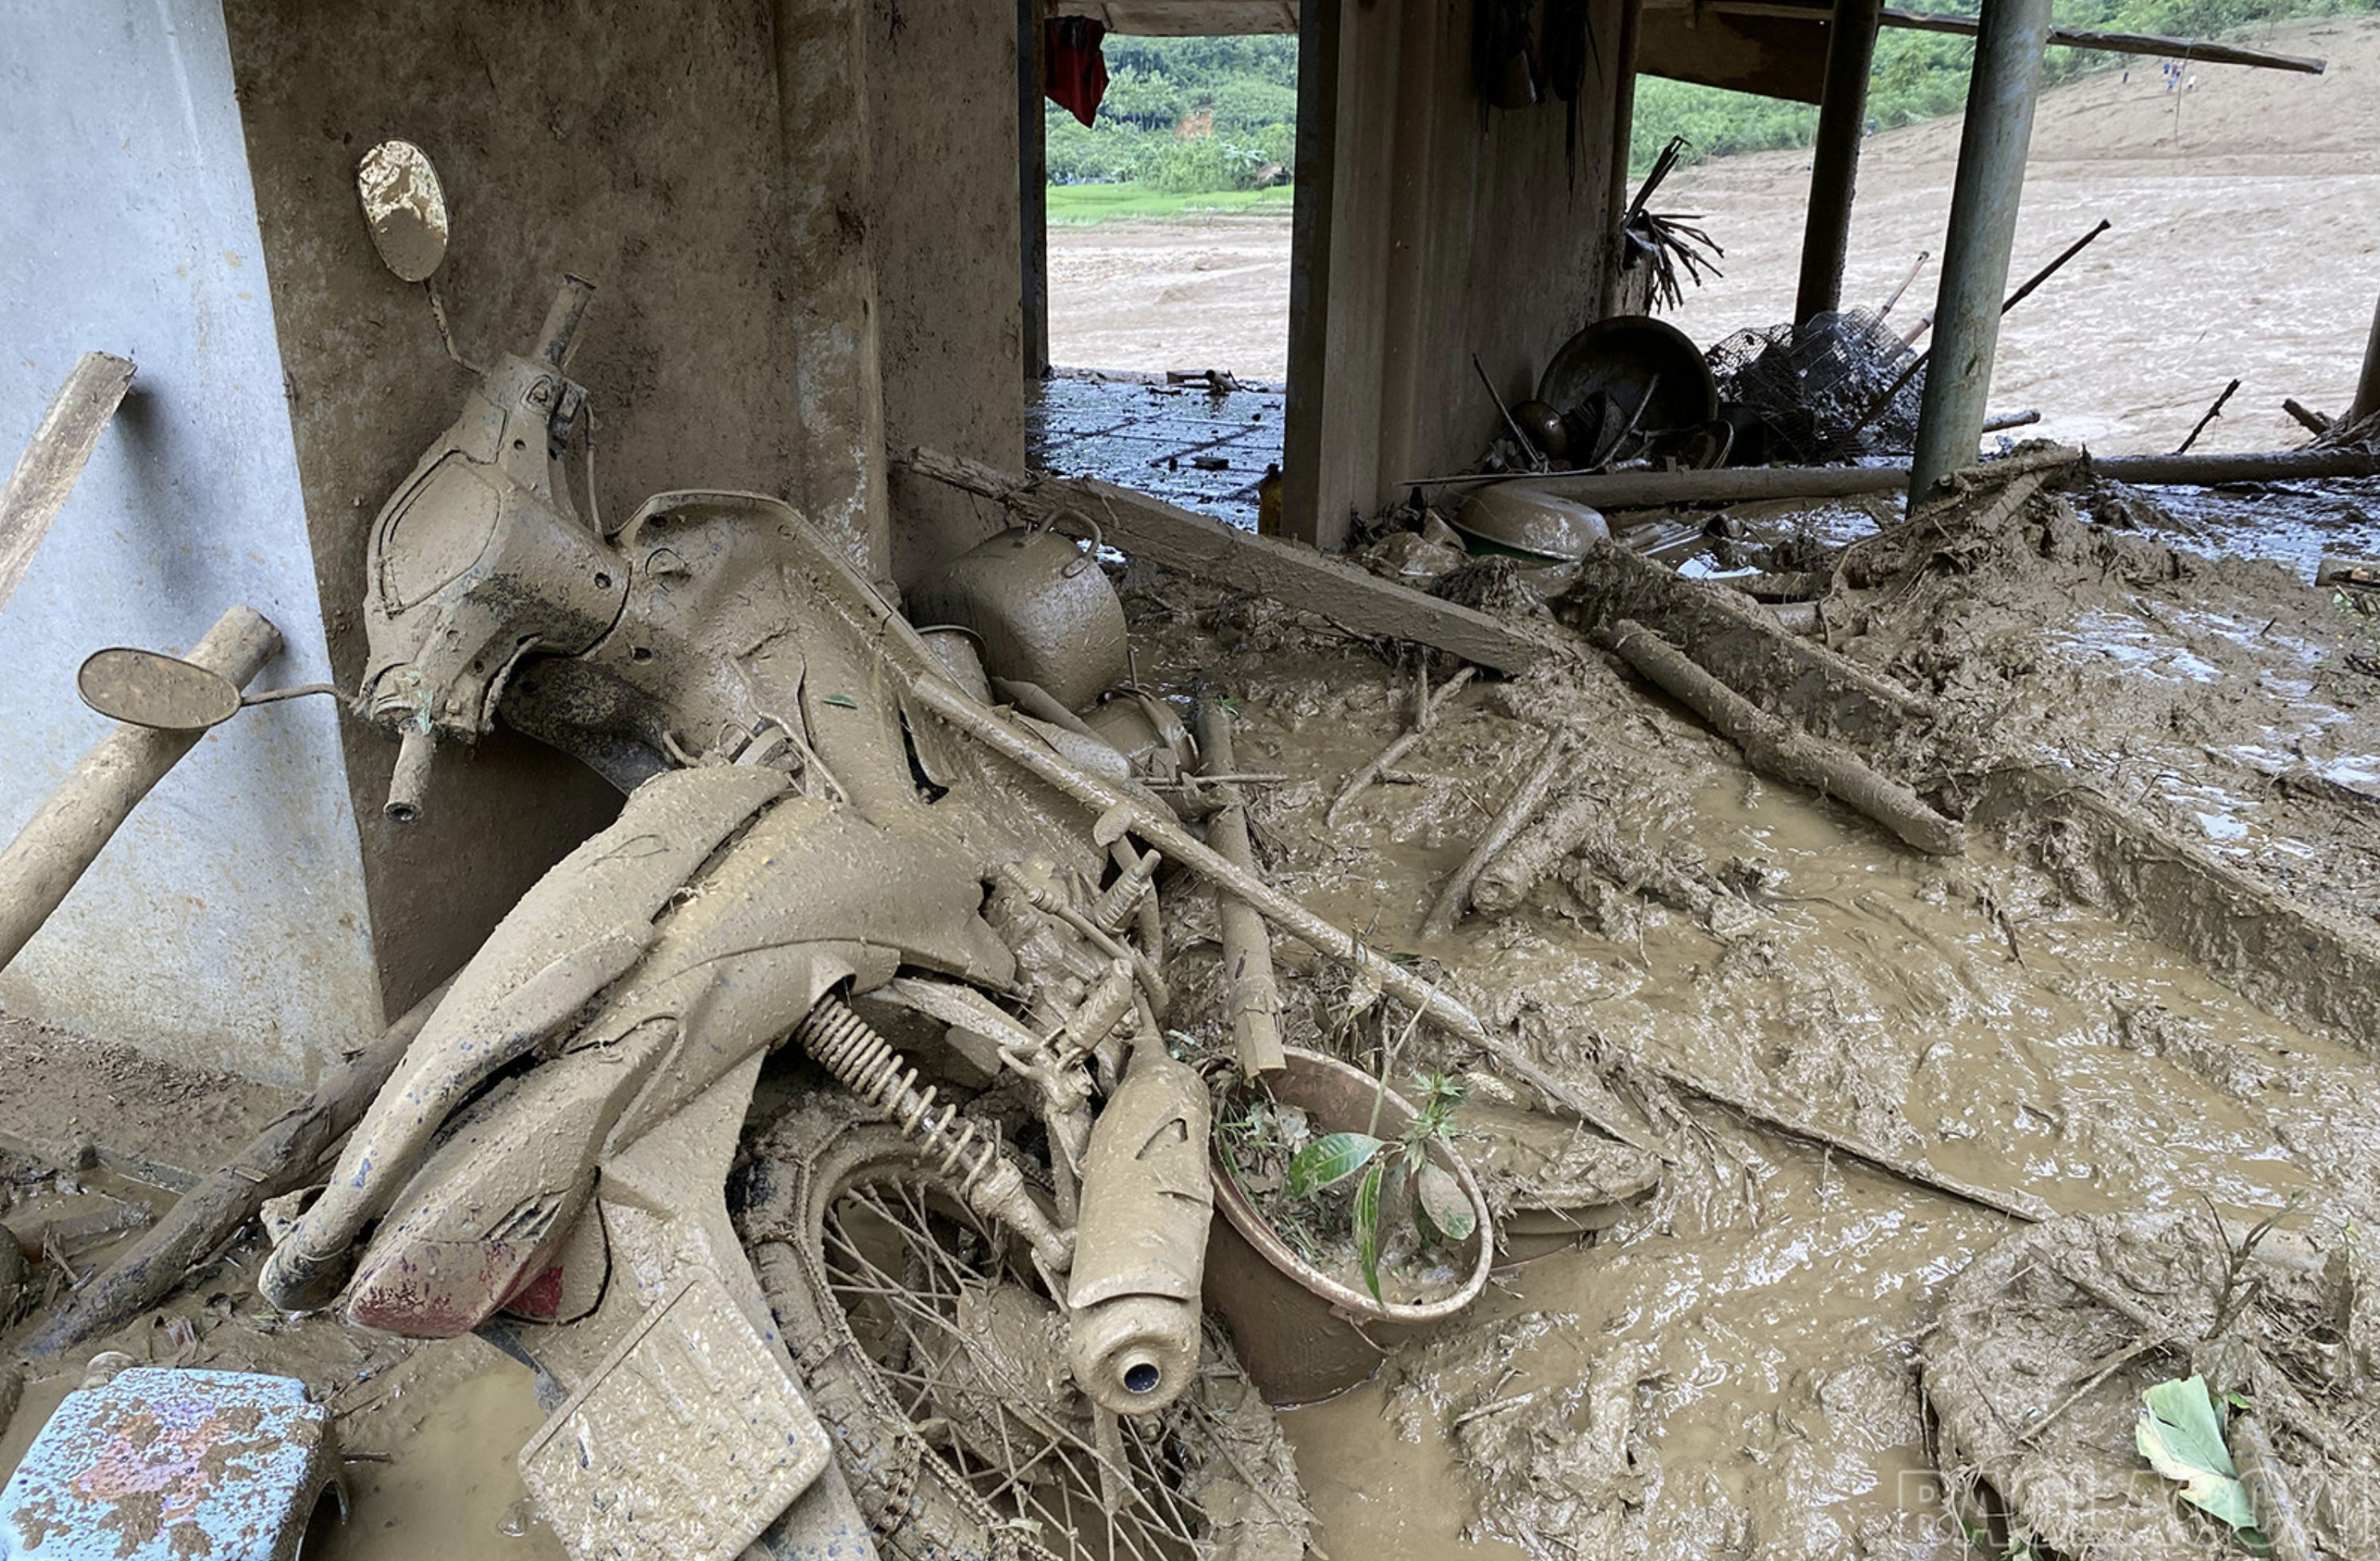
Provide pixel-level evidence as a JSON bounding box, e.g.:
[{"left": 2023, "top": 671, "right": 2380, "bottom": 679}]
[{"left": 1044, "top": 16, "right": 1110, "bottom": 128}]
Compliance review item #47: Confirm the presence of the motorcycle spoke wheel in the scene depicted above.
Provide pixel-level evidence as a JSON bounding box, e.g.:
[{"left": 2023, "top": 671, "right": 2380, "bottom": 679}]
[{"left": 746, "top": 1108, "right": 1308, "bottom": 1561}]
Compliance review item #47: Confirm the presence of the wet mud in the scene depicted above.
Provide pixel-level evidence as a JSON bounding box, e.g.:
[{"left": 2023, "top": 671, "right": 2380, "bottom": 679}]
[
  {"left": 9, "top": 480, "right": 2380, "bottom": 1559},
  {"left": 1119, "top": 527, "right": 2380, "bottom": 1557}
]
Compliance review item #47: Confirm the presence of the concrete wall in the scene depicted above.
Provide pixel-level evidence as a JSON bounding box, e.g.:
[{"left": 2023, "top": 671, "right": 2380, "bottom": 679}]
[
  {"left": 219, "top": 0, "right": 826, "bottom": 1017},
  {"left": 871, "top": 0, "right": 1029, "bottom": 587},
  {"left": 0, "top": 0, "right": 384, "bottom": 1084},
  {"left": 1286, "top": 0, "right": 1635, "bottom": 547}
]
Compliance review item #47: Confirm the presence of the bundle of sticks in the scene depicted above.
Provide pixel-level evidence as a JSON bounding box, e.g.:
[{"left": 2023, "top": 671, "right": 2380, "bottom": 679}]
[{"left": 1620, "top": 137, "right": 1724, "bottom": 313}]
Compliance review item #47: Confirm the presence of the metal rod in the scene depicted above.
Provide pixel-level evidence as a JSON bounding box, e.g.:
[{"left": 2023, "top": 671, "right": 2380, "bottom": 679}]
[
  {"left": 1910, "top": 0, "right": 2058, "bottom": 499},
  {"left": 1795, "top": 0, "right": 1884, "bottom": 325},
  {"left": 0, "top": 606, "right": 281, "bottom": 975}
]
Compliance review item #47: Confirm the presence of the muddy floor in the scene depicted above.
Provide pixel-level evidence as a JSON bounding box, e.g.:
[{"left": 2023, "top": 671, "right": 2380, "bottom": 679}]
[
  {"left": 6, "top": 475, "right": 2380, "bottom": 1557},
  {"left": 1114, "top": 508, "right": 2380, "bottom": 1555}
]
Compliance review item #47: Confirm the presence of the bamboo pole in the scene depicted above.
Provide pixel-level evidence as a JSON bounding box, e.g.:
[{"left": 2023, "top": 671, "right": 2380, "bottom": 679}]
[
  {"left": 0, "top": 606, "right": 281, "bottom": 975},
  {"left": 1195, "top": 702, "right": 1286, "bottom": 1076}
]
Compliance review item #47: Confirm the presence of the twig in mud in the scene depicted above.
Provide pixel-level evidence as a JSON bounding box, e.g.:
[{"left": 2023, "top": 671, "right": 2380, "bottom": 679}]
[
  {"left": 1659, "top": 1061, "right": 2053, "bottom": 1224},
  {"left": 1324, "top": 667, "right": 1477, "bottom": 828},
  {"left": 1452, "top": 1390, "right": 1541, "bottom": 1430},
  {"left": 1421, "top": 734, "right": 1573, "bottom": 938},
  {"left": 2018, "top": 1332, "right": 2176, "bottom": 1442},
  {"left": 2174, "top": 378, "right": 2241, "bottom": 456}
]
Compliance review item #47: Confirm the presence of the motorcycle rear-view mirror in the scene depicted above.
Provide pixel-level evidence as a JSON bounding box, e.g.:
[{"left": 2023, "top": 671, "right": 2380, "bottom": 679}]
[
  {"left": 77, "top": 648, "right": 344, "bottom": 732},
  {"left": 356, "top": 139, "right": 449, "bottom": 283},
  {"left": 78, "top": 648, "right": 242, "bottom": 731}
]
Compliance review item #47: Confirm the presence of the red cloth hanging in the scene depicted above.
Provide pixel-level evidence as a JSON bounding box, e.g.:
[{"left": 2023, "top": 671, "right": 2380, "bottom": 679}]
[{"left": 1044, "top": 16, "right": 1110, "bottom": 128}]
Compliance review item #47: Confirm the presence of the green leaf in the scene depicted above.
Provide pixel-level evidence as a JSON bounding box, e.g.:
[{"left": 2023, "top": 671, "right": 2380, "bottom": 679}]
[
  {"left": 822, "top": 692, "right": 858, "bottom": 709},
  {"left": 1415, "top": 1162, "right": 1477, "bottom": 1244},
  {"left": 2136, "top": 1375, "right": 2258, "bottom": 1536},
  {"left": 1287, "top": 1131, "right": 1383, "bottom": 1197},
  {"left": 1354, "top": 1162, "right": 1385, "bottom": 1304}
]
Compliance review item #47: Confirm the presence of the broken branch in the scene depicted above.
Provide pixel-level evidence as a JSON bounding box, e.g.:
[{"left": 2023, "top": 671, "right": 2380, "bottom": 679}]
[
  {"left": 1607, "top": 620, "right": 1964, "bottom": 855},
  {"left": 1421, "top": 734, "right": 1573, "bottom": 938},
  {"left": 1324, "top": 666, "right": 1477, "bottom": 828},
  {"left": 29, "top": 979, "right": 453, "bottom": 1353}
]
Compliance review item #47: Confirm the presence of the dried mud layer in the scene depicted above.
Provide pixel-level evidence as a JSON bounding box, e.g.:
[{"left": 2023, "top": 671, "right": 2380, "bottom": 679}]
[{"left": 1118, "top": 511, "right": 2380, "bottom": 1559}]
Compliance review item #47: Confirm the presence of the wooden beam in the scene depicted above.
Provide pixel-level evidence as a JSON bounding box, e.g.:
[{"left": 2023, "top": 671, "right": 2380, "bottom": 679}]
[
  {"left": 1435, "top": 445, "right": 2380, "bottom": 511},
  {"left": 0, "top": 352, "right": 135, "bottom": 616},
  {"left": 900, "top": 447, "right": 1559, "bottom": 673},
  {"left": 1666, "top": 0, "right": 2328, "bottom": 73}
]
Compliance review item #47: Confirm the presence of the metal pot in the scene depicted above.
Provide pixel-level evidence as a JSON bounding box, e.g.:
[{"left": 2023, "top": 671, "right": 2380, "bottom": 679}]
[
  {"left": 1204, "top": 1048, "right": 1494, "bottom": 1405},
  {"left": 906, "top": 524, "right": 1128, "bottom": 713}
]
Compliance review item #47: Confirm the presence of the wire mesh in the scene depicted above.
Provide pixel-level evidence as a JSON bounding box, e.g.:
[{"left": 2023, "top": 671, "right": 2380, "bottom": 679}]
[{"left": 1706, "top": 308, "right": 1927, "bottom": 462}]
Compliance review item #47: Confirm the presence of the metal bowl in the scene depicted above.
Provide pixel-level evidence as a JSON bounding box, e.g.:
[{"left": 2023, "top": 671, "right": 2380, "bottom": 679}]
[
  {"left": 1536, "top": 315, "right": 1720, "bottom": 439},
  {"left": 1452, "top": 484, "right": 1612, "bottom": 563}
]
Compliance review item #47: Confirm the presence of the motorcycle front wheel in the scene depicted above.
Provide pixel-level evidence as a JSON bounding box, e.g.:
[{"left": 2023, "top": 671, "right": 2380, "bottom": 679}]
[{"left": 737, "top": 1099, "right": 1309, "bottom": 1561}]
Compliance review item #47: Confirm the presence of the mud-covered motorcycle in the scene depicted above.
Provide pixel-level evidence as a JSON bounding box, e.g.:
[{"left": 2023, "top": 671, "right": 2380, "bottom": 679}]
[{"left": 233, "top": 278, "right": 1360, "bottom": 1561}]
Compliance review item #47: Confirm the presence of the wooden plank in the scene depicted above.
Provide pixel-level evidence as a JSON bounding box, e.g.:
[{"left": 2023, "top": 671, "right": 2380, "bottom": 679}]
[
  {"left": 0, "top": 352, "right": 136, "bottom": 615},
  {"left": 900, "top": 447, "right": 1558, "bottom": 673}
]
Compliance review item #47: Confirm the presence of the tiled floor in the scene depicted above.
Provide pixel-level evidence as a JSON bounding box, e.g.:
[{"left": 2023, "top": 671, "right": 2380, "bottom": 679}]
[{"left": 1026, "top": 371, "right": 1285, "bottom": 531}]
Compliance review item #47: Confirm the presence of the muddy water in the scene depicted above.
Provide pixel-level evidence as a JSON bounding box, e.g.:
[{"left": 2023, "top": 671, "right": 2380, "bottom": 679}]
[
  {"left": 1185, "top": 634, "right": 2380, "bottom": 1556},
  {"left": 329, "top": 1342, "right": 561, "bottom": 1560}
]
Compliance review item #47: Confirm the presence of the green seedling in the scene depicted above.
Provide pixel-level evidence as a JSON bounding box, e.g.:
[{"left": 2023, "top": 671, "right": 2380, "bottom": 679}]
[{"left": 1284, "top": 1070, "right": 1475, "bottom": 1302}]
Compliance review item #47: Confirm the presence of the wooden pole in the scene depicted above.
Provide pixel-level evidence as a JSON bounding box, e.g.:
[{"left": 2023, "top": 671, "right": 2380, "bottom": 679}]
[
  {"left": 29, "top": 979, "right": 452, "bottom": 1353},
  {"left": 2351, "top": 293, "right": 2380, "bottom": 427},
  {"left": 1795, "top": 0, "right": 1884, "bottom": 325},
  {"left": 0, "top": 353, "right": 136, "bottom": 617},
  {"left": 0, "top": 606, "right": 281, "bottom": 975},
  {"left": 1607, "top": 619, "right": 1965, "bottom": 854},
  {"left": 1910, "top": 0, "right": 2055, "bottom": 499},
  {"left": 1194, "top": 702, "right": 1286, "bottom": 1076},
  {"left": 1017, "top": 0, "right": 1048, "bottom": 382}
]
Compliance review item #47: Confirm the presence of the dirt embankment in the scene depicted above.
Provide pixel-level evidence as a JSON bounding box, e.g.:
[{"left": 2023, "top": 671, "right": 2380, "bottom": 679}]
[{"left": 1048, "top": 14, "right": 2380, "bottom": 454}]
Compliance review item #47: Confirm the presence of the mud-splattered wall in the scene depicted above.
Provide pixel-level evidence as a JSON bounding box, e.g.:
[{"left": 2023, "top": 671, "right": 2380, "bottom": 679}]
[
  {"left": 219, "top": 0, "right": 820, "bottom": 1015},
  {"left": 869, "top": 0, "right": 1030, "bottom": 586}
]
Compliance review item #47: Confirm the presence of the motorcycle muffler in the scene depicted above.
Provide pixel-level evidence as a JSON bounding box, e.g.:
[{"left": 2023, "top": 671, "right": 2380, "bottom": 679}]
[{"left": 1066, "top": 1037, "right": 1211, "bottom": 1415}]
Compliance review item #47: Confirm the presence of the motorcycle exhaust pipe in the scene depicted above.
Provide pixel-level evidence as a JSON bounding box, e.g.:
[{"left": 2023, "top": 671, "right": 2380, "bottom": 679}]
[{"left": 1067, "top": 1037, "right": 1211, "bottom": 1415}]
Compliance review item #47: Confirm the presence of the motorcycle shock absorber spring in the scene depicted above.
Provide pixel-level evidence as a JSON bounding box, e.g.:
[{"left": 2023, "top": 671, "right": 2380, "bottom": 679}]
[
  {"left": 1088, "top": 847, "right": 1161, "bottom": 935},
  {"left": 793, "top": 996, "right": 1073, "bottom": 1271}
]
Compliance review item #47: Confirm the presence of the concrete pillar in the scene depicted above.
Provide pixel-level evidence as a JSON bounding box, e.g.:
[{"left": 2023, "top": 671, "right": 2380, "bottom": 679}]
[
  {"left": 1020, "top": 0, "right": 1049, "bottom": 381},
  {"left": 776, "top": 0, "right": 895, "bottom": 578},
  {"left": 1795, "top": 0, "right": 1883, "bottom": 325},
  {"left": 1910, "top": 0, "right": 2054, "bottom": 497},
  {"left": 2351, "top": 292, "right": 2380, "bottom": 427}
]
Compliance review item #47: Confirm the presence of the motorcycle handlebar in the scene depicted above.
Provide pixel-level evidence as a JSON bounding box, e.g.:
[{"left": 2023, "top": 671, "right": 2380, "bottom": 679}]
[{"left": 385, "top": 728, "right": 434, "bottom": 823}]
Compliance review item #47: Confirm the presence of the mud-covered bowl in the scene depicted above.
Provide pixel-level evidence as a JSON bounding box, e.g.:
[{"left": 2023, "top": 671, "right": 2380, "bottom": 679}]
[
  {"left": 1204, "top": 1047, "right": 1494, "bottom": 1405},
  {"left": 1453, "top": 484, "right": 1611, "bottom": 563}
]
